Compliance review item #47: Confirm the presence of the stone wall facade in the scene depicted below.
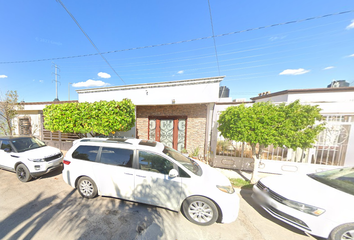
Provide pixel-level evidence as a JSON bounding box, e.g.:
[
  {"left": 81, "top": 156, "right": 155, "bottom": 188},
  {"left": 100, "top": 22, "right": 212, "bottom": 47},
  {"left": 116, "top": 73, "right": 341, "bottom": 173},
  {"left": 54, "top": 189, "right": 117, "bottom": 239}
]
[{"left": 136, "top": 104, "right": 208, "bottom": 157}]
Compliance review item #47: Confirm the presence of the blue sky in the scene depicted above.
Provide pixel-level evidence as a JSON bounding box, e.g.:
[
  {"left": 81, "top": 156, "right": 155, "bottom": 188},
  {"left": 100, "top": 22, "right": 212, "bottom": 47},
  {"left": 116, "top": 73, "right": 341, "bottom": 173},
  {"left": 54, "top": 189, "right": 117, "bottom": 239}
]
[{"left": 0, "top": 0, "right": 353, "bottom": 102}]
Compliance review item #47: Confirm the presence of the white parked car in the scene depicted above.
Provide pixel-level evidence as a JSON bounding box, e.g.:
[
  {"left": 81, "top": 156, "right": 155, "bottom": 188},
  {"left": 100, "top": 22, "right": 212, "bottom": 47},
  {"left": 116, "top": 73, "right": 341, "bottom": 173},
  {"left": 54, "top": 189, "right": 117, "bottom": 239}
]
[
  {"left": 252, "top": 167, "right": 354, "bottom": 240},
  {"left": 62, "top": 138, "right": 239, "bottom": 226},
  {"left": 0, "top": 136, "right": 63, "bottom": 182}
]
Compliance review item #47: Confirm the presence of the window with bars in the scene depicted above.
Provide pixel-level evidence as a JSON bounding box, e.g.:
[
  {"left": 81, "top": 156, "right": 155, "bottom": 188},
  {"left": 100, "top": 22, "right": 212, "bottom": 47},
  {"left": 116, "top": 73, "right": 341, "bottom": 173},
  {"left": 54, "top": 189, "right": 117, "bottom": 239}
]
[{"left": 19, "top": 117, "right": 31, "bottom": 135}]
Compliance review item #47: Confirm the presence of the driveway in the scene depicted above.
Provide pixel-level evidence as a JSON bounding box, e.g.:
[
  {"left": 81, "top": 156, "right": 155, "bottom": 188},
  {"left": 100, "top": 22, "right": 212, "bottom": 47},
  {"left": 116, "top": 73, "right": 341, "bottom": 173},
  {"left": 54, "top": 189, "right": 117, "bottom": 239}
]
[{"left": 0, "top": 168, "right": 323, "bottom": 240}]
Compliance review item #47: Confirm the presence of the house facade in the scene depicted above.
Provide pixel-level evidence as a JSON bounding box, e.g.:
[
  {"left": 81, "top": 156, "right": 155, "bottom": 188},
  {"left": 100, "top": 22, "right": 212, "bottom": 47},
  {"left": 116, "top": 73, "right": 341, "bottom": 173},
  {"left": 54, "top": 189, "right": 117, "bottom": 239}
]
[
  {"left": 211, "top": 85, "right": 354, "bottom": 174},
  {"left": 76, "top": 76, "right": 224, "bottom": 157}
]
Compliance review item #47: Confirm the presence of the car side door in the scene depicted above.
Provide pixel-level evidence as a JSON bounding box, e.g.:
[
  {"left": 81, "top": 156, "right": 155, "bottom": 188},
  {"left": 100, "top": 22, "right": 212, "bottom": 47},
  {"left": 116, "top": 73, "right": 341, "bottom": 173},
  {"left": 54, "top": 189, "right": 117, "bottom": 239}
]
[
  {"left": 94, "top": 146, "right": 135, "bottom": 200},
  {"left": 0, "top": 140, "right": 16, "bottom": 170},
  {"left": 133, "top": 150, "right": 182, "bottom": 211}
]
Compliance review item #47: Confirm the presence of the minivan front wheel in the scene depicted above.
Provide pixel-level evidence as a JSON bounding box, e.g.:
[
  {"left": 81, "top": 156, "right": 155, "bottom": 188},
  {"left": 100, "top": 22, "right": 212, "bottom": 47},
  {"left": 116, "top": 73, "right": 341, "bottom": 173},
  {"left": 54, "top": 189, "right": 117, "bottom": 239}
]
[
  {"left": 182, "top": 196, "right": 218, "bottom": 226},
  {"left": 329, "top": 223, "right": 354, "bottom": 240},
  {"left": 77, "top": 177, "right": 98, "bottom": 199},
  {"left": 16, "top": 164, "right": 32, "bottom": 182}
]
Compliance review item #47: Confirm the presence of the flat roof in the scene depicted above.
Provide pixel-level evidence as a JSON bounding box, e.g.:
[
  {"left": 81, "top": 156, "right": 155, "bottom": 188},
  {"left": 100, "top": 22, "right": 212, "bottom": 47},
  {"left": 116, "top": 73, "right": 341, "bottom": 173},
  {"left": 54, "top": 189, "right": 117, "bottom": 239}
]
[
  {"left": 251, "top": 87, "right": 354, "bottom": 100},
  {"left": 76, "top": 76, "right": 225, "bottom": 94}
]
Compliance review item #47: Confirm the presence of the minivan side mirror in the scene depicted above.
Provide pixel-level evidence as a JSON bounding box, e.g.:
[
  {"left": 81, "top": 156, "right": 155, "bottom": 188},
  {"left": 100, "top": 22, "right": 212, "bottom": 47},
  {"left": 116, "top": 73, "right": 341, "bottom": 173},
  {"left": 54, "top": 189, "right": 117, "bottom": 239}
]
[
  {"left": 168, "top": 169, "right": 179, "bottom": 178},
  {"left": 4, "top": 148, "right": 11, "bottom": 153}
]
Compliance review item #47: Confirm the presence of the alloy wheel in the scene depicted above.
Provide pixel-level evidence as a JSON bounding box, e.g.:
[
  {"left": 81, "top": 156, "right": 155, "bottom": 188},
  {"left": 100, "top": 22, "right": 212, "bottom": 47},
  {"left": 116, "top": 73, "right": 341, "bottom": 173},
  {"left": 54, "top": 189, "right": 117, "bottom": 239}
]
[
  {"left": 341, "top": 230, "right": 354, "bottom": 240},
  {"left": 79, "top": 180, "right": 94, "bottom": 197},
  {"left": 188, "top": 200, "right": 214, "bottom": 223}
]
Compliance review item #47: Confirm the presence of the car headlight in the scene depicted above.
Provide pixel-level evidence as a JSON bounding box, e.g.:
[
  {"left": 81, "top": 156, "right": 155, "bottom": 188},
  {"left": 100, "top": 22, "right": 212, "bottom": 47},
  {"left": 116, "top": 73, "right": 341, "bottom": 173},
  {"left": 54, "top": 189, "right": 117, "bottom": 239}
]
[
  {"left": 28, "top": 158, "right": 45, "bottom": 162},
  {"left": 217, "top": 185, "right": 235, "bottom": 194},
  {"left": 282, "top": 199, "right": 325, "bottom": 216}
]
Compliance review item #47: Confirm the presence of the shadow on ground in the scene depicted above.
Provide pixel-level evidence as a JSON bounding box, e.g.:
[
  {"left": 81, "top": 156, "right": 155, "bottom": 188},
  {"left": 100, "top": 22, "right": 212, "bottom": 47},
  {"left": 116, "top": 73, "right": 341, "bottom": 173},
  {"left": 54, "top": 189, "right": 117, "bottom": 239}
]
[{"left": 0, "top": 182, "right": 178, "bottom": 240}]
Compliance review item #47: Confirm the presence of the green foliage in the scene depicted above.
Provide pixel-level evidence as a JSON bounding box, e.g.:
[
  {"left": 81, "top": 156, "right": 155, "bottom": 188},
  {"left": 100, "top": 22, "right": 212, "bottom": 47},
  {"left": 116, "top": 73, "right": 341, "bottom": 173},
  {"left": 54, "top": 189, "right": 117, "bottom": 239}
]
[
  {"left": 218, "top": 100, "right": 325, "bottom": 154},
  {"left": 190, "top": 146, "right": 200, "bottom": 157},
  {"left": 0, "top": 90, "right": 23, "bottom": 135},
  {"left": 229, "top": 178, "right": 253, "bottom": 189},
  {"left": 43, "top": 99, "right": 135, "bottom": 136}
]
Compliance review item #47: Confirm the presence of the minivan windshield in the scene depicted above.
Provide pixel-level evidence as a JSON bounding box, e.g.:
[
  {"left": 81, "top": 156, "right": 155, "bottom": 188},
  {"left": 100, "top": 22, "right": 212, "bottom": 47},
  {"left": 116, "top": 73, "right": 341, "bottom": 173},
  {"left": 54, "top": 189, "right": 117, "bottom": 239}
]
[
  {"left": 163, "top": 146, "right": 202, "bottom": 176},
  {"left": 11, "top": 137, "right": 46, "bottom": 153},
  {"left": 308, "top": 167, "right": 354, "bottom": 196}
]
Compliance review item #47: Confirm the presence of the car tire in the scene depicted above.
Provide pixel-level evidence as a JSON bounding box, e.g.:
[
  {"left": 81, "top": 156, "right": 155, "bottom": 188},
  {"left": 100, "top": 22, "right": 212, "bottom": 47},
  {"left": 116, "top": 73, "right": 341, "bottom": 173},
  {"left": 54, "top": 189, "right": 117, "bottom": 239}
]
[
  {"left": 182, "top": 196, "right": 219, "bottom": 226},
  {"left": 329, "top": 223, "right": 354, "bottom": 240},
  {"left": 77, "top": 177, "right": 98, "bottom": 199},
  {"left": 16, "top": 164, "right": 32, "bottom": 182}
]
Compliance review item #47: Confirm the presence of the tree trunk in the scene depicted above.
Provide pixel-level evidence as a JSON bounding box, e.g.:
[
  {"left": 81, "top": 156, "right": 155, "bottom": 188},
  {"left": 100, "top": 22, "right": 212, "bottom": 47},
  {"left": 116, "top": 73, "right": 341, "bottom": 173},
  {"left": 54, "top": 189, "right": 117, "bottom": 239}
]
[{"left": 250, "top": 155, "right": 259, "bottom": 184}]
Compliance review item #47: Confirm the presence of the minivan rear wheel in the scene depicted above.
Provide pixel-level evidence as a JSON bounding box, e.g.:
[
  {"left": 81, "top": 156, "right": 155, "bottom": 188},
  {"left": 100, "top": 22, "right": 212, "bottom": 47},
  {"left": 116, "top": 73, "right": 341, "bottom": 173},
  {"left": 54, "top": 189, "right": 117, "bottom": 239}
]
[
  {"left": 182, "top": 196, "right": 218, "bottom": 226},
  {"left": 77, "top": 177, "right": 98, "bottom": 199}
]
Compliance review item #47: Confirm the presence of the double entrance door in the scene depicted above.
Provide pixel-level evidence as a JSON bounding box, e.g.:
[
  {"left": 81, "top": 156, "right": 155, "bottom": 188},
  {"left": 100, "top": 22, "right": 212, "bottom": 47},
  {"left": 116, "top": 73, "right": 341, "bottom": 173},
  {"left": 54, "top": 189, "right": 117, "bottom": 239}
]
[{"left": 149, "top": 117, "right": 186, "bottom": 151}]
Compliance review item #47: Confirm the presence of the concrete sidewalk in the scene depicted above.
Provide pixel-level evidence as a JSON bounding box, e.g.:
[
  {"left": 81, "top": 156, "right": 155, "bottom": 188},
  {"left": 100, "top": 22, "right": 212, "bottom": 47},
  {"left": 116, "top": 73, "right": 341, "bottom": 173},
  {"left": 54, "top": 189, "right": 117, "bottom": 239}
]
[{"left": 215, "top": 167, "right": 277, "bottom": 182}]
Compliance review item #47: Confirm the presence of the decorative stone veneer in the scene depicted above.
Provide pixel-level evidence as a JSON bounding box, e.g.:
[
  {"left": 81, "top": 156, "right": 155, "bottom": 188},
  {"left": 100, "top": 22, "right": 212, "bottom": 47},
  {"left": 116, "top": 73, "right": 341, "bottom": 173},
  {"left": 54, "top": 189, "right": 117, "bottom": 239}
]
[{"left": 136, "top": 104, "right": 208, "bottom": 156}]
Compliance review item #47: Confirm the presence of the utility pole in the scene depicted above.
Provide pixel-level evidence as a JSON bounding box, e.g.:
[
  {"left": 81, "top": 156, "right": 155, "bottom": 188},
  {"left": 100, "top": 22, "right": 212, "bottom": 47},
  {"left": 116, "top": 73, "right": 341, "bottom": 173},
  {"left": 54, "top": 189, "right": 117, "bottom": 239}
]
[{"left": 52, "top": 63, "right": 60, "bottom": 102}]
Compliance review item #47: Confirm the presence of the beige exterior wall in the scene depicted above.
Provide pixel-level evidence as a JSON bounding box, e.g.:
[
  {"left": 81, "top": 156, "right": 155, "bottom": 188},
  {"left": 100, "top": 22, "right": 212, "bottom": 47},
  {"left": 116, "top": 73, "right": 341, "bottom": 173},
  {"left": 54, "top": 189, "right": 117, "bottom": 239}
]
[{"left": 136, "top": 104, "right": 208, "bottom": 155}]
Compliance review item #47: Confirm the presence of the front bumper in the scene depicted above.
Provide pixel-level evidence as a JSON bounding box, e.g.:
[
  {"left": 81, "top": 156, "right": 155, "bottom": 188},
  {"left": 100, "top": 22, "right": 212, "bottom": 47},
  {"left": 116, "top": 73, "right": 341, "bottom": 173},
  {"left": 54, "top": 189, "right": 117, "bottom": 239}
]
[
  {"left": 29, "top": 157, "right": 63, "bottom": 177},
  {"left": 215, "top": 190, "right": 240, "bottom": 223},
  {"left": 252, "top": 183, "right": 332, "bottom": 238}
]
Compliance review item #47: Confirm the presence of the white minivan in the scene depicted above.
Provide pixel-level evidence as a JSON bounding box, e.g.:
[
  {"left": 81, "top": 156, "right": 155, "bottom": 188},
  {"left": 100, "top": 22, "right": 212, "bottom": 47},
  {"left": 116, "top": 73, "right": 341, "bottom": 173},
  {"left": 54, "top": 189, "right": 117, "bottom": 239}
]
[
  {"left": 62, "top": 138, "right": 239, "bottom": 226},
  {"left": 0, "top": 136, "right": 63, "bottom": 182}
]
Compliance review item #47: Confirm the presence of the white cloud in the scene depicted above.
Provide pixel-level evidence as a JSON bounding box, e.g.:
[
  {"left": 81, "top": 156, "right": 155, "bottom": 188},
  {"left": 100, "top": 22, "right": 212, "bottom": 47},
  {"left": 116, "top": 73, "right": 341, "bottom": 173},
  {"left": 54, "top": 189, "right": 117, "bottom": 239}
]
[
  {"left": 346, "top": 20, "right": 354, "bottom": 30},
  {"left": 0, "top": 75, "right": 8, "bottom": 78},
  {"left": 72, "top": 79, "right": 110, "bottom": 88},
  {"left": 349, "top": 54, "right": 354, "bottom": 57},
  {"left": 279, "top": 68, "right": 310, "bottom": 75},
  {"left": 323, "top": 66, "right": 335, "bottom": 70},
  {"left": 97, "top": 72, "right": 111, "bottom": 79},
  {"left": 177, "top": 70, "right": 184, "bottom": 74},
  {"left": 39, "top": 80, "right": 44, "bottom": 83}
]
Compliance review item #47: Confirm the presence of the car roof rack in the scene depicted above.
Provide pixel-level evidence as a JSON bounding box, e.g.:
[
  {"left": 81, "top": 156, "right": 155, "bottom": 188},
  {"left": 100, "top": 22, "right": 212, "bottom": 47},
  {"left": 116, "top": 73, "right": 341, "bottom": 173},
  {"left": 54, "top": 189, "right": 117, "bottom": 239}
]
[
  {"left": 138, "top": 140, "right": 157, "bottom": 147},
  {"left": 80, "top": 138, "right": 132, "bottom": 144}
]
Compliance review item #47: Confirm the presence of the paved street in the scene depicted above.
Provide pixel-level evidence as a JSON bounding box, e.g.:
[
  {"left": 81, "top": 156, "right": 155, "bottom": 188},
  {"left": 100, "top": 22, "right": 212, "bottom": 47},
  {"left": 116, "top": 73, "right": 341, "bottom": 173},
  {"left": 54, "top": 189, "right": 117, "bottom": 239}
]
[{"left": 0, "top": 168, "right": 323, "bottom": 240}]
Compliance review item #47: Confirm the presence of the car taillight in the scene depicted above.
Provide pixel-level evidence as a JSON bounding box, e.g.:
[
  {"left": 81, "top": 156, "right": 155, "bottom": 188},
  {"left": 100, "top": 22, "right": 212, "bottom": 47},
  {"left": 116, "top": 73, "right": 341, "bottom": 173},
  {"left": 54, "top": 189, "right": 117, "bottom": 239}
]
[{"left": 63, "top": 160, "right": 71, "bottom": 165}]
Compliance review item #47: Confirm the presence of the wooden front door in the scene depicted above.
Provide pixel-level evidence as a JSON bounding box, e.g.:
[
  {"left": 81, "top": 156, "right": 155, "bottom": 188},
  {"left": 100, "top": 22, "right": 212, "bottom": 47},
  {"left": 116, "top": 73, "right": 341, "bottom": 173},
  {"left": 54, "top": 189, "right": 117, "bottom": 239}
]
[{"left": 149, "top": 117, "right": 186, "bottom": 151}]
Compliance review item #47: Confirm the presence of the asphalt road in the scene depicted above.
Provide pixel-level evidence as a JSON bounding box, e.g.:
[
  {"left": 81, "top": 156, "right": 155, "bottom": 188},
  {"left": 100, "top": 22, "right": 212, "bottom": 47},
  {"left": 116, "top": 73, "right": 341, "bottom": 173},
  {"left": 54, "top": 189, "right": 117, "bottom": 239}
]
[{"left": 0, "top": 167, "right": 323, "bottom": 240}]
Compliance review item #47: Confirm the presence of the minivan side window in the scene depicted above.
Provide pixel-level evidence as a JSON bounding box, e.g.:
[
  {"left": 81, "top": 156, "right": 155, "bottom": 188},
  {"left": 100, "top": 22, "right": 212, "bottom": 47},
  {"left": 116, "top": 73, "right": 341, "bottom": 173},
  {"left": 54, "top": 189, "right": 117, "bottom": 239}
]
[
  {"left": 138, "top": 151, "right": 174, "bottom": 175},
  {"left": 72, "top": 146, "right": 99, "bottom": 162},
  {"left": 100, "top": 147, "right": 133, "bottom": 168}
]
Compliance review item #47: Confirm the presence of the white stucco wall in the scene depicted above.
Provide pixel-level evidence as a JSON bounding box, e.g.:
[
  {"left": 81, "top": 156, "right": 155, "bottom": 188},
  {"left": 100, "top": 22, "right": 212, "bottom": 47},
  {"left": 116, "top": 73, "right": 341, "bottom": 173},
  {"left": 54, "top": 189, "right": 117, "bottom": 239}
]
[{"left": 76, "top": 77, "right": 223, "bottom": 105}]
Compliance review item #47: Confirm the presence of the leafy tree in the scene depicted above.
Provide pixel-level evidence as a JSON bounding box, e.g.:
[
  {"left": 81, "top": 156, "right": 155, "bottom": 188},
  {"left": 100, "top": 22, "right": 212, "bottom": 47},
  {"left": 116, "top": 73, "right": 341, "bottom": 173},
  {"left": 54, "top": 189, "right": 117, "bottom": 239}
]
[
  {"left": 43, "top": 99, "right": 135, "bottom": 137},
  {"left": 0, "top": 90, "right": 23, "bottom": 135},
  {"left": 218, "top": 100, "right": 324, "bottom": 183}
]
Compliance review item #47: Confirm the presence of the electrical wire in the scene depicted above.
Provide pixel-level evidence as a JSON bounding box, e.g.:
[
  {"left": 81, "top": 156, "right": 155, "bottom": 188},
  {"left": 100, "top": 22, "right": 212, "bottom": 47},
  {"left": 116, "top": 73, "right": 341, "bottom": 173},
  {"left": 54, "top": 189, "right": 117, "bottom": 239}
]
[
  {"left": 56, "top": 0, "right": 126, "bottom": 84},
  {"left": 1, "top": 9, "right": 353, "bottom": 65},
  {"left": 207, "top": 0, "right": 221, "bottom": 75}
]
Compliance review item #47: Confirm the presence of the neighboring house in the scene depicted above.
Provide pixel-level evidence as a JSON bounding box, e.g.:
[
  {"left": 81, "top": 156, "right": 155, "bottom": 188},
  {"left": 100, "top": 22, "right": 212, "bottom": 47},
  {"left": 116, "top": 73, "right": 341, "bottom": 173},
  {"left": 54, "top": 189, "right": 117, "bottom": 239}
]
[
  {"left": 13, "top": 101, "right": 79, "bottom": 150},
  {"left": 76, "top": 76, "right": 225, "bottom": 158},
  {"left": 211, "top": 84, "right": 354, "bottom": 174}
]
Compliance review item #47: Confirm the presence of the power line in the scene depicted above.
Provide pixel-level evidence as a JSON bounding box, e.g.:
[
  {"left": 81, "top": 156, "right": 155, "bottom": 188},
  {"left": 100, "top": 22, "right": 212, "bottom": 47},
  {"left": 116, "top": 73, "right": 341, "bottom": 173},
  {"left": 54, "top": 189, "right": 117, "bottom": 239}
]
[
  {"left": 1, "top": 9, "right": 353, "bottom": 65},
  {"left": 207, "top": 0, "right": 221, "bottom": 76},
  {"left": 55, "top": 0, "right": 126, "bottom": 84}
]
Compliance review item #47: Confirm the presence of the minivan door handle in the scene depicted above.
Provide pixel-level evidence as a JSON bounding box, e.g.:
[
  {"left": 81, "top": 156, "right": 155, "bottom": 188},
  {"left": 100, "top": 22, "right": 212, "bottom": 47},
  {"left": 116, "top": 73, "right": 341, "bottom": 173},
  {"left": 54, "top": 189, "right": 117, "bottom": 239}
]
[
  {"left": 136, "top": 175, "right": 146, "bottom": 178},
  {"left": 124, "top": 173, "right": 133, "bottom": 176}
]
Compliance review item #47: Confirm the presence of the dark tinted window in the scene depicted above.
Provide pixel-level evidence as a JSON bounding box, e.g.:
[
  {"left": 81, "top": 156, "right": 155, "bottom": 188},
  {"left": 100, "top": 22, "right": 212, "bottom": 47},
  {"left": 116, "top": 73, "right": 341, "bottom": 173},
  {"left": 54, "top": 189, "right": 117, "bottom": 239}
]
[
  {"left": 178, "top": 167, "right": 191, "bottom": 178},
  {"left": 139, "top": 151, "right": 174, "bottom": 175},
  {"left": 72, "top": 146, "right": 99, "bottom": 161},
  {"left": 0, "top": 140, "right": 12, "bottom": 151},
  {"left": 100, "top": 147, "right": 133, "bottom": 168}
]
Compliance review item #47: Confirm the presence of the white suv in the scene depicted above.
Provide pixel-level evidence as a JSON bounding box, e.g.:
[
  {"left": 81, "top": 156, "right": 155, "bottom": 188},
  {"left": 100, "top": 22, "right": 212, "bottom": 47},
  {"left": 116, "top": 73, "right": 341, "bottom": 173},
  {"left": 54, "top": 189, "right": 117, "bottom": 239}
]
[
  {"left": 0, "top": 136, "right": 63, "bottom": 182},
  {"left": 63, "top": 138, "right": 239, "bottom": 226}
]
